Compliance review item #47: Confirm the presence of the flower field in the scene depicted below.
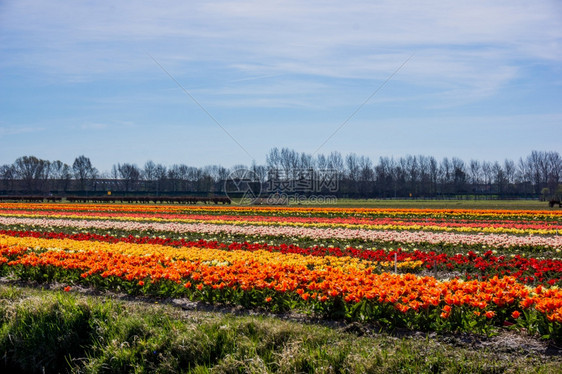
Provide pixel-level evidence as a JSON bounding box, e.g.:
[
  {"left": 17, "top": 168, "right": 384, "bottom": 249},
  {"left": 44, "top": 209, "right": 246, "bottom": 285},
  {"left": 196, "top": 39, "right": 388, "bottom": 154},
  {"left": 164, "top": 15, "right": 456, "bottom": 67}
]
[{"left": 1, "top": 202, "right": 561, "bottom": 341}]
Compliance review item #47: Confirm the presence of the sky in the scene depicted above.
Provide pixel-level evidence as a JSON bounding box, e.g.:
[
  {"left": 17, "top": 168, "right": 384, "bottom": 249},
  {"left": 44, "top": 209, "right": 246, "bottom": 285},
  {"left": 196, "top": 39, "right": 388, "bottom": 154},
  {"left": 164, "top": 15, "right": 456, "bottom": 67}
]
[{"left": 1, "top": 0, "right": 561, "bottom": 173}]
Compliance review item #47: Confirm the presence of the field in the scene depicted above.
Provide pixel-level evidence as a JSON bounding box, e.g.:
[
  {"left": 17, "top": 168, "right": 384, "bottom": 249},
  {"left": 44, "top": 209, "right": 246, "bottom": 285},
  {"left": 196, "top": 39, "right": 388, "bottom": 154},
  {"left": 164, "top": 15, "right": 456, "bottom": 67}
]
[
  {"left": 1, "top": 201, "right": 561, "bottom": 373},
  {"left": 311, "top": 198, "right": 551, "bottom": 211}
]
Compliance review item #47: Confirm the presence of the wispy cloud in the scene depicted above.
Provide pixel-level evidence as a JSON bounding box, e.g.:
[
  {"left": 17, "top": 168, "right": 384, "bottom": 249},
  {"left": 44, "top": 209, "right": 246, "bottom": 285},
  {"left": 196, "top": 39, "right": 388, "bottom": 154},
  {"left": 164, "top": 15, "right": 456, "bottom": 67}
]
[
  {"left": 2, "top": 1, "right": 560, "bottom": 89},
  {"left": 1, "top": 0, "right": 561, "bottom": 169},
  {"left": 0, "top": 126, "right": 44, "bottom": 137},
  {"left": 78, "top": 121, "right": 135, "bottom": 131}
]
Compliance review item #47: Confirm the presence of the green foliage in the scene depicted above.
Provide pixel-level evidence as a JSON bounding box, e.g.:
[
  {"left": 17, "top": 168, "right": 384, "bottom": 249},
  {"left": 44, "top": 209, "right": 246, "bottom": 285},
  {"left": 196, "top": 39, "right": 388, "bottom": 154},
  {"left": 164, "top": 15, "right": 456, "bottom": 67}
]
[
  {"left": 0, "top": 285, "right": 561, "bottom": 373},
  {"left": 0, "top": 291, "right": 93, "bottom": 373}
]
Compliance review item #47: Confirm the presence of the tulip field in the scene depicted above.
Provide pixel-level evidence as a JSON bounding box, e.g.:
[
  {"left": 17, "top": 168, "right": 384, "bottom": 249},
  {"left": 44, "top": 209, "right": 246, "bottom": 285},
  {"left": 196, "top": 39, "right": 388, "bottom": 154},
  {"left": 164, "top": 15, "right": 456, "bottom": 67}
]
[{"left": 1, "top": 202, "right": 562, "bottom": 343}]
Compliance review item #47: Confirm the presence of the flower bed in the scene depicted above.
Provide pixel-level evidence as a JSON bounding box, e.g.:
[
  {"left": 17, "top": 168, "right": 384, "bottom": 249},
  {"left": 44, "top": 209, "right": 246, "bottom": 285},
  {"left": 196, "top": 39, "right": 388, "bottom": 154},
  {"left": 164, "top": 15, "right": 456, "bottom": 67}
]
[{"left": 0, "top": 202, "right": 561, "bottom": 341}]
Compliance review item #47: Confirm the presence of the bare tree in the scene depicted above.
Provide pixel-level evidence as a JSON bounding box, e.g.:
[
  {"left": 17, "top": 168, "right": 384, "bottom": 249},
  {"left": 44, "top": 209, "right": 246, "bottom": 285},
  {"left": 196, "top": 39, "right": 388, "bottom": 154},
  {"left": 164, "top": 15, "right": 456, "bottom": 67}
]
[
  {"left": 49, "top": 160, "right": 72, "bottom": 192},
  {"left": 346, "top": 153, "right": 360, "bottom": 182},
  {"left": 375, "top": 157, "right": 393, "bottom": 197},
  {"left": 143, "top": 161, "right": 156, "bottom": 181},
  {"left": 73, "top": 155, "right": 97, "bottom": 191},
  {"left": 327, "top": 151, "right": 344, "bottom": 175},
  {"left": 404, "top": 155, "right": 419, "bottom": 196},
  {"left": 439, "top": 157, "right": 452, "bottom": 194},
  {"left": 14, "top": 156, "right": 50, "bottom": 193},
  {"left": 115, "top": 163, "right": 141, "bottom": 192},
  {"left": 0, "top": 164, "right": 16, "bottom": 191},
  {"left": 358, "top": 155, "right": 374, "bottom": 196},
  {"left": 251, "top": 161, "right": 267, "bottom": 185},
  {"left": 492, "top": 161, "right": 507, "bottom": 194},
  {"left": 315, "top": 154, "right": 328, "bottom": 170},
  {"left": 546, "top": 151, "right": 562, "bottom": 194},
  {"left": 452, "top": 157, "right": 467, "bottom": 193},
  {"left": 391, "top": 158, "right": 405, "bottom": 198},
  {"left": 280, "top": 148, "right": 299, "bottom": 179},
  {"left": 527, "top": 151, "right": 549, "bottom": 193},
  {"left": 154, "top": 164, "right": 167, "bottom": 194},
  {"left": 481, "top": 161, "right": 493, "bottom": 188},
  {"left": 299, "top": 152, "right": 314, "bottom": 170},
  {"left": 428, "top": 156, "right": 439, "bottom": 196},
  {"left": 265, "top": 147, "right": 282, "bottom": 170},
  {"left": 359, "top": 156, "right": 374, "bottom": 181},
  {"left": 417, "top": 156, "right": 431, "bottom": 196},
  {"left": 217, "top": 166, "right": 230, "bottom": 183},
  {"left": 469, "top": 160, "right": 481, "bottom": 186},
  {"left": 503, "top": 159, "right": 516, "bottom": 191}
]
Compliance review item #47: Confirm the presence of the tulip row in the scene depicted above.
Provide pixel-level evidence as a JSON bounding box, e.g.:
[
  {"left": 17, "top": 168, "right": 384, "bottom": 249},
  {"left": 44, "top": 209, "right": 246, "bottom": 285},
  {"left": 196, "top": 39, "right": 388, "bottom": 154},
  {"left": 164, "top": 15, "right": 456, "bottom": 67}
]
[
  {"left": 2, "top": 203, "right": 561, "bottom": 221},
  {"left": 2, "top": 205, "right": 562, "bottom": 228},
  {"left": 1, "top": 209, "right": 561, "bottom": 235},
  {"left": 1, "top": 228, "right": 561, "bottom": 286},
  {"left": 1, "top": 216, "right": 561, "bottom": 252},
  {"left": 1, "top": 238, "right": 561, "bottom": 340},
  {"left": 0, "top": 234, "right": 424, "bottom": 272}
]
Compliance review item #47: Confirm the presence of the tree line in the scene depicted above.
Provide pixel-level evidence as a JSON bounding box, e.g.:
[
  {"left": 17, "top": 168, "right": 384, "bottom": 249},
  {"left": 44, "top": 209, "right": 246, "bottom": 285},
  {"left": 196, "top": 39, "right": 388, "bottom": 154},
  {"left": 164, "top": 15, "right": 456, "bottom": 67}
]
[{"left": 0, "top": 150, "right": 561, "bottom": 199}]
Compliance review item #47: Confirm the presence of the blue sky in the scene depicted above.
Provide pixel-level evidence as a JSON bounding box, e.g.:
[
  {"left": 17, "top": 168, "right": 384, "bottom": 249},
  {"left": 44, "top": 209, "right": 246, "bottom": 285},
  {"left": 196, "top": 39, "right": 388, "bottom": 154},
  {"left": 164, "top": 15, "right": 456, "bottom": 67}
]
[{"left": 1, "top": 0, "right": 561, "bottom": 173}]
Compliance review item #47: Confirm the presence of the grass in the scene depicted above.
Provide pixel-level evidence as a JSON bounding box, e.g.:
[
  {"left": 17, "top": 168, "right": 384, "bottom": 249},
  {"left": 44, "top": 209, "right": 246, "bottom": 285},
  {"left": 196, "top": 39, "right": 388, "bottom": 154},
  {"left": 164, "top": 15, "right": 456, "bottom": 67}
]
[
  {"left": 223, "top": 197, "right": 555, "bottom": 210},
  {"left": 48, "top": 196, "right": 555, "bottom": 211},
  {"left": 291, "top": 198, "right": 553, "bottom": 211},
  {"left": 1, "top": 284, "right": 561, "bottom": 374}
]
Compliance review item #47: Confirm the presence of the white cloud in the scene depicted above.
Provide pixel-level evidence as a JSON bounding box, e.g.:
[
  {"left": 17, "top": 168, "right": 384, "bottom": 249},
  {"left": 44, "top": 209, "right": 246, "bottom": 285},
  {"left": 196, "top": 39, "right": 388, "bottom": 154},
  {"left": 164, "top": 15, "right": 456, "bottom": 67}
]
[{"left": 1, "top": 0, "right": 561, "bottom": 110}]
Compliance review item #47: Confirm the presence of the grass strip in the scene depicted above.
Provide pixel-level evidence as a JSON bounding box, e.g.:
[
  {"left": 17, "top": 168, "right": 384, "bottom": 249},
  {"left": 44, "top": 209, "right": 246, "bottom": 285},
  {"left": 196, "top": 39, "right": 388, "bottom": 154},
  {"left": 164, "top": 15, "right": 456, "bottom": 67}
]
[{"left": 0, "top": 284, "right": 561, "bottom": 374}]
